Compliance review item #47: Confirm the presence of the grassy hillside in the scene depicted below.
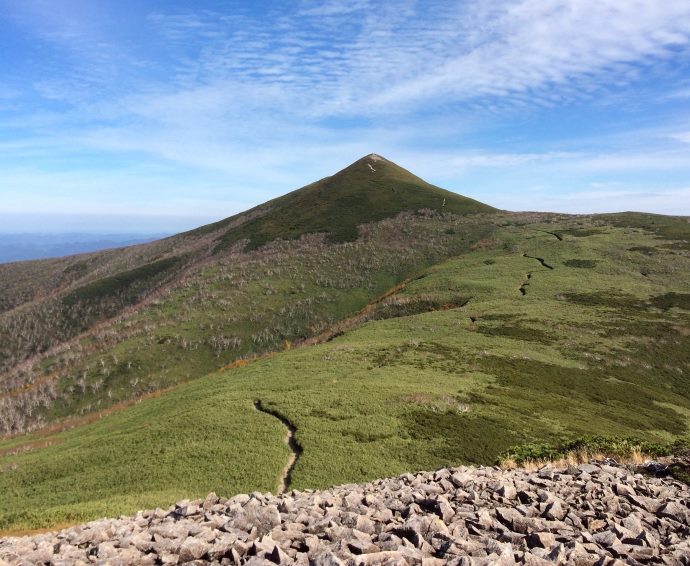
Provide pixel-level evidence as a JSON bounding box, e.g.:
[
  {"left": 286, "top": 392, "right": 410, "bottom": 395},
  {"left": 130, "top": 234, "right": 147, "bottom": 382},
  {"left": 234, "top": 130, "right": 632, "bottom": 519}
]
[
  {"left": 1, "top": 215, "right": 688, "bottom": 532},
  {"left": 212, "top": 154, "right": 495, "bottom": 251},
  {"left": 0, "top": 156, "right": 496, "bottom": 435},
  {"left": 597, "top": 212, "right": 690, "bottom": 250},
  {"left": 0, "top": 232, "right": 214, "bottom": 373},
  {"left": 2, "top": 214, "right": 492, "bottom": 434}
]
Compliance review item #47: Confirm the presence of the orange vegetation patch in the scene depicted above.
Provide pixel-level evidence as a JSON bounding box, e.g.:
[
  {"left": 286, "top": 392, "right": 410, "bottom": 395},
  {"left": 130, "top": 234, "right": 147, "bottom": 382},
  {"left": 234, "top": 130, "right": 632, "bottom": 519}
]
[
  {"left": 674, "top": 325, "right": 690, "bottom": 337},
  {"left": 217, "top": 277, "right": 418, "bottom": 376},
  {"left": 500, "top": 451, "right": 654, "bottom": 472},
  {"left": 297, "top": 276, "right": 418, "bottom": 348},
  {"left": 470, "top": 237, "right": 499, "bottom": 251},
  {"left": 1, "top": 522, "right": 76, "bottom": 538},
  {"left": 0, "top": 439, "right": 63, "bottom": 458},
  {"left": 220, "top": 353, "right": 275, "bottom": 372},
  {"left": 440, "top": 301, "right": 470, "bottom": 310},
  {"left": 402, "top": 393, "right": 434, "bottom": 404}
]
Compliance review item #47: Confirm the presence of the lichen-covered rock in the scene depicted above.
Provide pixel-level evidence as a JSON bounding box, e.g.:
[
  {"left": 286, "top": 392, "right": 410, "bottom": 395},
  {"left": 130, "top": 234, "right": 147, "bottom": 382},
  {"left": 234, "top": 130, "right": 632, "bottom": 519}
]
[{"left": 1, "top": 462, "right": 689, "bottom": 565}]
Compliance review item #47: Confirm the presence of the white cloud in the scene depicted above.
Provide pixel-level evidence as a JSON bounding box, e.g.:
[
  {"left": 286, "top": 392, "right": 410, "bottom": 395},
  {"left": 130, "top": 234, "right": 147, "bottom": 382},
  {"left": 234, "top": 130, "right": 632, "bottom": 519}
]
[
  {"left": 136, "top": 1, "right": 690, "bottom": 118},
  {"left": 9, "top": 1, "right": 690, "bottom": 126},
  {"left": 58, "top": 0, "right": 690, "bottom": 180},
  {"left": 572, "top": 150, "right": 690, "bottom": 172},
  {"left": 394, "top": 147, "right": 690, "bottom": 179},
  {"left": 363, "top": 1, "right": 690, "bottom": 111},
  {"left": 297, "top": 0, "right": 372, "bottom": 17},
  {"left": 667, "top": 87, "right": 690, "bottom": 100},
  {"left": 446, "top": 151, "right": 580, "bottom": 169},
  {"left": 671, "top": 132, "right": 690, "bottom": 144}
]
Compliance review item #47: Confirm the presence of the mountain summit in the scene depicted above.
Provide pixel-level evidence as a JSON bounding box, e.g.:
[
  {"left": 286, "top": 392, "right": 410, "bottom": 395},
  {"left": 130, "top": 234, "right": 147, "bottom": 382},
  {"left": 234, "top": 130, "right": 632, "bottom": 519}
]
[{"left": 211, "top": 154, "right": 495, "bottom": 251}]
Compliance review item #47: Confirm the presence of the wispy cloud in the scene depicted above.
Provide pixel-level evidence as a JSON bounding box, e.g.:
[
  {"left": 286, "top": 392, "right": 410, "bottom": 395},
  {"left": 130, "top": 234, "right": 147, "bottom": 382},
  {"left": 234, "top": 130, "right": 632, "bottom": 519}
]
[
  {"left": 142, "top": 0, "right": 690, "bottom": 117},
  {"left": 9, "top": 1, "right": 690, "bottom": 135},
  {"left": 671, "top": 132, "right": 690, "bottom": 144},
  {"left": 297, "top": 0, "right": 373, "bottom": 17},
  {"left": 65, "top": 1, "right": 690, "bottom": 176},
  {"left": 445, "top": 151, "right": 582, "bottom": 169}
]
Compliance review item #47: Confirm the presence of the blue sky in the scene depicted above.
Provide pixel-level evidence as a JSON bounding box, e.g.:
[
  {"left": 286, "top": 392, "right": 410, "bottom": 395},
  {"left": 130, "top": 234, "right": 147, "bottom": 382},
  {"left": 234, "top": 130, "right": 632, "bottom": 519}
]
[{"left": 1, "top": 0, "right": 690, "bottom": 234}]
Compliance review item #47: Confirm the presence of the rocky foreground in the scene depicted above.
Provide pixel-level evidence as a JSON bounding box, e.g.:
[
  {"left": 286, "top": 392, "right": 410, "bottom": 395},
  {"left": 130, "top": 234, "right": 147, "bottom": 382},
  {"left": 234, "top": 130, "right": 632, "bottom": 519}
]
[{"left": 2, "top": 463, "right": 690, "bottom": 565}]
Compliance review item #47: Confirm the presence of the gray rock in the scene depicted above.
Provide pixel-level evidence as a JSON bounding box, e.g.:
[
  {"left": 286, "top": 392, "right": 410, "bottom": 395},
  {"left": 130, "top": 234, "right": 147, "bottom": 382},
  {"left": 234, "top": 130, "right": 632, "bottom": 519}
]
[
  {"left": 229, "top": 501, "right": 282, "bottom": 536},
  {"left": 544, "top": 499, "right": 566, "bottom": 521},
  {"left": 546, "top": 543, "right": 566, "bottom": 563},
  {"left": 613, "top": 483, "right": 636, "bottom": 497},
  {"left": 267, "top": 543, "right": 291, "bottom": 564},
  {"left": 203, "top": 492, "right": 220, "bottom": 510},
  {"left": 496, "top": 507, "right": 529, "bottom": 534},
  {"left": 657, "top": 501, "right": 689, "bottom": 523},
  {"left": 497, "top": 483, "right": 518, "bottom": 501},
  {"left": 627, "top": 494, "right": 664, "bottom": 513},
  {"left": 2, "top": 462, "right": 689, "bottom": 566},
  {"left": 592, "top": 530, "right": 619, "bottom": 548},
  {"left": 131, "top": 531, "right": 154, "bottom": 552},
  {"left": 354, "top": 514, "right": 376, "bottom": 535},
  {"left": 523, "top": 552, "right": 552, "bottom": 566},
  {"left": 179, "top": 536, "right": 209, "bottom": 561},
  {"left": 346, "top": 537, "right": 380, "bottom": 555},
  {"left": 309, "top": 550, "right": 345, "bottom": 566},
  {"left": 527, "top": 531, "right": 556, "bottom": 549}
]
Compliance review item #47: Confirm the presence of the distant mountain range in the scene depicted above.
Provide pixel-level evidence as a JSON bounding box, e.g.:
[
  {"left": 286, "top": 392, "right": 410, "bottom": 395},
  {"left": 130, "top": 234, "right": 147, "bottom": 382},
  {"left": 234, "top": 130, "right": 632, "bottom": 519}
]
[{"left": 0, "top": 233, "right": 168, "bottom": 264}]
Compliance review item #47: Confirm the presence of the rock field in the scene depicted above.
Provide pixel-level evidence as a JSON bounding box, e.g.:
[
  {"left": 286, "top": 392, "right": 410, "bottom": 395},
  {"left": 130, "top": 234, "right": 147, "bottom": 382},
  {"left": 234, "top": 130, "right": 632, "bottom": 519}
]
[{"left": 2, "top": 462, "right": 689, "bottom": 565}]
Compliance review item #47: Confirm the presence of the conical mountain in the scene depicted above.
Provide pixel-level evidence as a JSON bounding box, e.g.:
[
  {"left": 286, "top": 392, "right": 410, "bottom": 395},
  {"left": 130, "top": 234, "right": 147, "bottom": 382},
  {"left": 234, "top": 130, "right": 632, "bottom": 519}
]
[
  {"left": 0, "top": 154, "right": 495, "bottom": 421},
  {"left": 210, "top": 154, "right": 495, "bottom": 251}
]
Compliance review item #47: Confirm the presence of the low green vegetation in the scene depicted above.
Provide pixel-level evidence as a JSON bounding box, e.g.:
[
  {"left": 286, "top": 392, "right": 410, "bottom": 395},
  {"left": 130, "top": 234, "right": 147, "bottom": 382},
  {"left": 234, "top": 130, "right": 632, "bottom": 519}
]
[
  {"left": 650, "top": 292, "right": 690, "bottom": 311},
  {"left": 0, "top": 154, "right": 495, "bottom": 437},
  {"left": 212, "top": 155, "right": 494, "bottom": 252},
  {"left": 62, "top": 256, "right": 183, "bottom": 307},
  {"left": 1, "top": 218, "right": 689, "bottom": 532},
  {"left": 563, "top": 259, "right": 597, "bottom": 268},
  {"left": 500, "top": 435, "right": 688, "bottom": 466},
  {"left": 1, "top": 213, "right": 491, "bottom": 434},
  {"left": 598, "top": 212, "right": 690, "bottom": 250}
]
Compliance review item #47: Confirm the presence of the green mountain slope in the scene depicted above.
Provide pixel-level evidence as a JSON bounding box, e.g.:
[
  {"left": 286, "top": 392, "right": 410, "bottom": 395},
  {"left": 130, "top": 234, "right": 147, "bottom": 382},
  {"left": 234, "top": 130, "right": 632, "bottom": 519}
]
[
  {"left": 1, "top": 214, "right": 688, "bottom": 532},
  {"left": 2, "top": 156, "right": 689, "bottom": 533},
  {"left": 0, "top": 156, "right": 495, "bottom": 435},
  {"left": 210, "top": 154, "right": 495, "bottom": 251}
]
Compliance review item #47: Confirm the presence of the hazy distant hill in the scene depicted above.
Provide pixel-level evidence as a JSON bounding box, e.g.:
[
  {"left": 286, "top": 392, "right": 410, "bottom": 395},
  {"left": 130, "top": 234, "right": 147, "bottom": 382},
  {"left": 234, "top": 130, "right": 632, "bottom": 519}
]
[{"left": 0, "top": 233, "right": 167, "bottom": 264}]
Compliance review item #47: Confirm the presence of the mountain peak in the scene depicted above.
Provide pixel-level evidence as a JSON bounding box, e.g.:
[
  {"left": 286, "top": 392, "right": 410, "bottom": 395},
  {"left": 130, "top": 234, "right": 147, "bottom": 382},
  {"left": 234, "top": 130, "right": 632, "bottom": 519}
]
[
  {"left": 364, "top": 153, "right": 383, "bottom": 171},
  {"left": 211, "top": 155, "right": 496, "bottom": 251},
  {"left": 343, "top": 153, "right": 392, "bottom": 175},
  {"left": 345, "top": 153, "right": 388, "bottom": 168},
  {"left": 333, "top": 153, "right": 428, "bottom": 184}
]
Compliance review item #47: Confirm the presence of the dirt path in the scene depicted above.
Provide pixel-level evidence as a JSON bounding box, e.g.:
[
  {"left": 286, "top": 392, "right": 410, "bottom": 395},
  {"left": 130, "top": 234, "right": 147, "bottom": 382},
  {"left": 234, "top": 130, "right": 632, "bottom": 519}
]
[
  {"left": 523, "top": 253, "right": 554, "bottom": 270},
  {"left": 519, "top": 272, "right": 532, "bottom": 296},
  {"left": 253, "top": 400, "right": 302, "bottom": 495},
  {"left": 533, "top": 229, "right": 563, "bottom": 241}
]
